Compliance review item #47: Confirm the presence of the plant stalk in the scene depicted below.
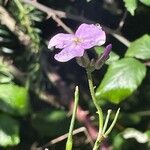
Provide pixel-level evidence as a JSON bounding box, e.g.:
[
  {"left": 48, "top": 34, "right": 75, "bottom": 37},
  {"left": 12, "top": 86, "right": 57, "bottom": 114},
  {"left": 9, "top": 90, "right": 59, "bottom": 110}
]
[
  {"left": 66, "top": 86, "right": 79, "bottom": 150},
  {"left": 86, "top": 69, "right": 104, "bottom": 150}
]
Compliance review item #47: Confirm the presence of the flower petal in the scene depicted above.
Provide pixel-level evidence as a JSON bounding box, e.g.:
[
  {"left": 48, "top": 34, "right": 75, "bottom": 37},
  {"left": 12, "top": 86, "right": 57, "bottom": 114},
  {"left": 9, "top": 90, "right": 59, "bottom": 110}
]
[
  {"left": 54, "top": 45, "right": 85, "bottom": 62},
  {"left": 75, "top": 23, "right": 106, "bottom": 49},
  {"left": 48, "top": 33, "right": 74, "bottom": 49}
]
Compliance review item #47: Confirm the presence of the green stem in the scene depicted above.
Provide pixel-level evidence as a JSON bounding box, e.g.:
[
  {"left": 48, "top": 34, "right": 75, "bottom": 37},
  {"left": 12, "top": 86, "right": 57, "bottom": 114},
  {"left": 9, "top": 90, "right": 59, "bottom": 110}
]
[
  {"left": 86, "top": 69, "right": 104, "bottom": 150},
  {"left": 66, "top": 86, "right": 79, "bottom": 150},
  {"left": 102, "top": 109, "right": 112, "bottom": 134},
  {"left": 14, "top": 0, "right": 24, "bottom": 12},
  {"left": 104, "top": 108, "right": 120, "bottom": 137}
]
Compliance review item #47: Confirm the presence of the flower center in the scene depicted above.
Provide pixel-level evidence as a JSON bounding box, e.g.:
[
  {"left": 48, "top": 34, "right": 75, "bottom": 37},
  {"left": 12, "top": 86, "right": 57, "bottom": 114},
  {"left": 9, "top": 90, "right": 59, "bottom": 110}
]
[{"left": 73, "top": 37, "right": 82, "bottom": 45}]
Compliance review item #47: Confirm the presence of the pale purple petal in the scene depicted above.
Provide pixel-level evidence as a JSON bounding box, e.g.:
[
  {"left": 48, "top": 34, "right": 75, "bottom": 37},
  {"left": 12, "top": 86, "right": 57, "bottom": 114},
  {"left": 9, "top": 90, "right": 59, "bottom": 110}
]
[
  {"left": 54, "top": 44, "right": 85, "bottom": 62},
  {"left": 48, "top": 33, "right": 75, "bottom": 49},
  {"left": 75, "top": 23, "right": 106, "bottom": 49}
]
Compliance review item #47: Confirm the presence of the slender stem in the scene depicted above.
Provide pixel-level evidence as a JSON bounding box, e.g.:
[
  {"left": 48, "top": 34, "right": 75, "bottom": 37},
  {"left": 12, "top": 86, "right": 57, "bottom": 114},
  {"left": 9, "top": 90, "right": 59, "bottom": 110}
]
[
  {"left": 14, "top": 0, "right": 24, "bottom": 12},
  {"left": 102, "top": 109, "right": 112, "bottom": 134},
  {"left": 86, "top": 69, "right": 104, "bottom": 150},
  {"left": 66, "top": 86, "right": 79, "bottom": 150},
  {"left": 104, "top": 108, "right": 120, "bottom": 137}
]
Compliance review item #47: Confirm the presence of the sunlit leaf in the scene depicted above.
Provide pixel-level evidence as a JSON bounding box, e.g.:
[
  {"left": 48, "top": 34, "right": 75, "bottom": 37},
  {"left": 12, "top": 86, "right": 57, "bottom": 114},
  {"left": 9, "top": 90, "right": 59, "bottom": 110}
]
[
  {"left": 0, "top": 84, "right": 30, "bottom": 116},
  {"left": 125, "top": 34, "right": 150, "bottom": 60},
  {"left": 0, "top": 114, "right": 20, "bottom": 147},
  {"left": 123, "top": 0, "right": 137, "bottom": 15},
  {"left": 96, "top": 58, "right": 146, "bottom": 103},
  {"left": 0, "top": 59, "right": 13, "bottom": 83},
  {"left": 139, "top": 0, "right": 150, "bottom": 6},
  {"left": 0, "top": 73, "right": 12, "bottom": 83}
]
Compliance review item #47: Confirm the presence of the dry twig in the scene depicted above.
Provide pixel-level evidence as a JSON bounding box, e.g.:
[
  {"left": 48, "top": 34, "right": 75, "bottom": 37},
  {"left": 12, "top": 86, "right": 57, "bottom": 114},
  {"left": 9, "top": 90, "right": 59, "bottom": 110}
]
[{"left": 22, "top": 0, "right": 73, "bottom": 34}]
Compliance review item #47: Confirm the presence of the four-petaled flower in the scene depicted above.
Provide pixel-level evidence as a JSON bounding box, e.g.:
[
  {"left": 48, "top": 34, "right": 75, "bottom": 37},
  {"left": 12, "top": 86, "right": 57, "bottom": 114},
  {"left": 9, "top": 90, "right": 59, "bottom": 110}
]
[{"left": 48, "top": 23, "right": 106, "bottom": 62}]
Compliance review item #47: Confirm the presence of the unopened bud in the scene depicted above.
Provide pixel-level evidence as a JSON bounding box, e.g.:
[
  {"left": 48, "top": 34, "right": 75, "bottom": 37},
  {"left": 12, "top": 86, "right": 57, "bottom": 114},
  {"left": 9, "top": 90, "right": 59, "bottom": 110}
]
[{"left": 95, "top": 44, "right": 112, "bottom": 70}]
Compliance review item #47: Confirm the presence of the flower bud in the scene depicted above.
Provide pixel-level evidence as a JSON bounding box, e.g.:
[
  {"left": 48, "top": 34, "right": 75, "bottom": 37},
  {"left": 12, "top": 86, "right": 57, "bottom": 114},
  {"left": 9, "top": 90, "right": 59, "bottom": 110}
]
[{"left": 95, "top": 44, "right": 112, "bottom": 70}]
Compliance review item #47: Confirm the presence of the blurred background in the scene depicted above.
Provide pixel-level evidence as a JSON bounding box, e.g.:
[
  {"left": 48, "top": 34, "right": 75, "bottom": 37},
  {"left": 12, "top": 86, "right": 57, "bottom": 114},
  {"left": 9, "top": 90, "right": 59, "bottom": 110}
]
[{"left": 0, "top": 0, "right": 150, "bottom": 150}]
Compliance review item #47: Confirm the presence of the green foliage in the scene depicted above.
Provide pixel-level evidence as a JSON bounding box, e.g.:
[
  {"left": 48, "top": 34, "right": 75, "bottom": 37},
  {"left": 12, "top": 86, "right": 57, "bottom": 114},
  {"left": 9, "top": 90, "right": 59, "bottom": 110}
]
[
  {"left": 123, "top": 0, "right": 137, "bottom": 15},
  {"left": 96, "top": 58, "right": 146, "bottom": 103},
  {"left": 95, "top": 46, "right": 120, "bottom": 64},
  {"left": 113, "top": 128, "right": 150, "bottom": 150},
  {"left": 11, "top": 0, "right": 43, "bottom": 52},
  {"left": 125, "top": 34, "right": 150, "bottom": 60},
  {"left": 0, "top": 0, "right": 149, "bottom": 149},
  {"left": 113, "top": 134, "right": 124, "bottom": 150},
  {"left": 0, "top": 113, "right": 20, "bottom": 147},
  {"left": 31, "top": 110, "right": 70, "bottom": 137},
  {"left": 139, "top": 0, "right": 150, "bottom": 6},
  {"left": 0, "top": 25, "right": 15, "bottom": 53},
  {"left": 0, "top": 59, "right": 13, "bottom": 83},
  {"left": 0, "top": 84, "right": 30, "bottom": 116},
  {"left": 123, "top": 0, "right": 150, "bottom": 15}
]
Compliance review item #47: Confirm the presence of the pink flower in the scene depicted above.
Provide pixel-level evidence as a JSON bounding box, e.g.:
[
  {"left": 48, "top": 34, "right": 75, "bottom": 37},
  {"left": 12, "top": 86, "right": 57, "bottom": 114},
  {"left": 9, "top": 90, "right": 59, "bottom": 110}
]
[{"left": 48, "top": 23, "right": 106, "bottom": 62}]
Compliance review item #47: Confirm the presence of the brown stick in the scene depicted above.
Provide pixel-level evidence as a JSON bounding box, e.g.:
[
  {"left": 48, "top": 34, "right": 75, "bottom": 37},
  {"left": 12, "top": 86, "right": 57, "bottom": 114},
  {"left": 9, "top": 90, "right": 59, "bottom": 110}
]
[{"left": 22, "top": 0, "right": 73, "bottom": 34}]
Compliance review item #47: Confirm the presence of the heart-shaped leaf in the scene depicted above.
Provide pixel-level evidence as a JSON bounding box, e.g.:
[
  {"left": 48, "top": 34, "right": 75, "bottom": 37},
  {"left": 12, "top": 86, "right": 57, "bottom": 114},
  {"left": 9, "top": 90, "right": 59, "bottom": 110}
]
[
  {"left": 0, "top": 114, "right": 20, "bottom": 147},
  {"left": 96, "top": 58, "right": 146, "bottom": 103},
  {"left": 125, "top": 34, "right": 150, "bottom": 60}
]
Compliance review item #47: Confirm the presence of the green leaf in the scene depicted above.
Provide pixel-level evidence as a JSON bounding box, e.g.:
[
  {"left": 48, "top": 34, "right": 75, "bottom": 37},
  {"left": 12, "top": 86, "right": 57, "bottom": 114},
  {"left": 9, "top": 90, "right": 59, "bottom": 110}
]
[
  {"left": 145, "top": 130, "right": 150, "bottom": 138},
  {"left": 113, "top": 134, "right": 124, "bottom": 150},
  {"left": 0, "top": 84, "right": 30, "bottom": 116},
  {"left": 123, "top": 0, "right": 137, "bottom": 15},
  {"left": 95, "top": 46, "right": 120, "bottom": 64},
  {"left": 0, "top": 72, "right": 13, "bottom": 83},
  {"left": 0, "top": 59, "right": 13, "bottom": 83},
  {"left": 139, "top": 0, "right": 150, "bottom": 6},
  {"left": 125, "top": 34, "right": 150, "bottom": 60},
  {"left": 96, "top": 58, "right": 146, "bottom": 104},
  {"left": 31, "top": 109, "right": 70, "bottom": 137},
  {"left": 0, "top": 114, "right": 20, "bottom": 147}
]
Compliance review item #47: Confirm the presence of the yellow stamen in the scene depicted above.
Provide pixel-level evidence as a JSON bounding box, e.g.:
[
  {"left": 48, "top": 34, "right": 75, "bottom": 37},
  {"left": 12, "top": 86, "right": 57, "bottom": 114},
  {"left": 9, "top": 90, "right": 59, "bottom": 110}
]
[{"left": 73, "top": 37, "right": 82, "bottom": 45}]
